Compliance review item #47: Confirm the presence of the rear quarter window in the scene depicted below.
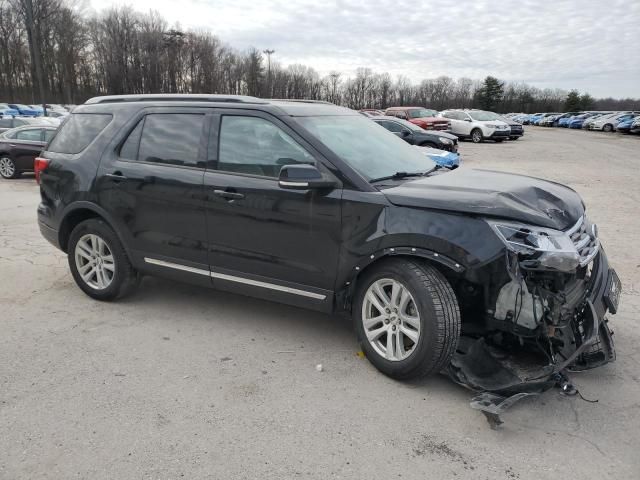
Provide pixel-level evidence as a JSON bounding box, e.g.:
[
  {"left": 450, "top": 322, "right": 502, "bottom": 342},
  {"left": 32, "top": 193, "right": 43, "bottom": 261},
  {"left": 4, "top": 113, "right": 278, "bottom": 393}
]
[{"left": 47, "top": 113, "right": 112, "bottom": 154}]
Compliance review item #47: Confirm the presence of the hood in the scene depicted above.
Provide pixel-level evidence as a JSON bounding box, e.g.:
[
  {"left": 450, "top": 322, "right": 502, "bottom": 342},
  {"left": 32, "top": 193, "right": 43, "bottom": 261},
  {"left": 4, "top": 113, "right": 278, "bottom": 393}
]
[{"left": 382, "top": 168, "right": 584, "bottom": 230}]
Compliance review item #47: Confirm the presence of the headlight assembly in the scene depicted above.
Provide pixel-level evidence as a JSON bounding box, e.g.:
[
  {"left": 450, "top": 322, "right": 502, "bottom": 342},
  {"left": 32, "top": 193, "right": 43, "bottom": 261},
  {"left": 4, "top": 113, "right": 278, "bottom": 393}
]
[
  {"left": 438, "top": 137, "right": 453, "bottom": 144},
  {"left": 486, "top": 219, "right": 583, "bottom": 272}
]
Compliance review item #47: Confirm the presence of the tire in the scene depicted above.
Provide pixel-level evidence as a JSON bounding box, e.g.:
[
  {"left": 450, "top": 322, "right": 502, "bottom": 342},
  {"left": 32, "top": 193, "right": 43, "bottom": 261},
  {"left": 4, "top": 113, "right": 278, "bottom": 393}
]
[
  {"left": 0, "top": 156, "right": 20, "bottom": 179},
  {"left": 510, "top": 136, "right": 520, "bottom": 140},
  {"left": 494, "top": 138, "right": 504, "bottom": 143},
  {"left": 470, "top": 129, "right": 483, "bottom": 143},
  {"left": 68, "top": 218, "right": 139, "bottom": 301},
  {"left": 354, "top": 258, "right": 461, "bottom": 380},
  {"left": 603, "top": 124, "right": 613, "bottom": 132}
]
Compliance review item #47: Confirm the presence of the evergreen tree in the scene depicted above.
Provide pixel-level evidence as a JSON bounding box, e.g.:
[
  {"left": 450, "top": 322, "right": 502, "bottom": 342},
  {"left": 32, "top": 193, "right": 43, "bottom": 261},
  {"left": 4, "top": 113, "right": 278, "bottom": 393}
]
[
  {"left": 579, "top": 93, "right": 595, "bottom": 110},
  {"left": 476, "top": 76, "right": 504, "bottom": 111},
  {"left": 564, "top": 89, "right": 582, "bottom": 111}
]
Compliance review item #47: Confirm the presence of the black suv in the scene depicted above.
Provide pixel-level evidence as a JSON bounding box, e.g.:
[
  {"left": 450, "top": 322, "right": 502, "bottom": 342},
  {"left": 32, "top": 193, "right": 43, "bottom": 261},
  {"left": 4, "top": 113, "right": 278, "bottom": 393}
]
[{"left": 37, "top": 95, "right": 620, "bottom": 388}]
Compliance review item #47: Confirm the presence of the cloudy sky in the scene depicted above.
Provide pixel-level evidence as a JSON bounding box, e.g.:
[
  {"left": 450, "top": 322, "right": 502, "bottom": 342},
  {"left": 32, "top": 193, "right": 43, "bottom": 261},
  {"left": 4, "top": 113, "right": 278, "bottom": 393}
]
[{"left": 89, "top": 0, "right": 639, "bottom": 98}]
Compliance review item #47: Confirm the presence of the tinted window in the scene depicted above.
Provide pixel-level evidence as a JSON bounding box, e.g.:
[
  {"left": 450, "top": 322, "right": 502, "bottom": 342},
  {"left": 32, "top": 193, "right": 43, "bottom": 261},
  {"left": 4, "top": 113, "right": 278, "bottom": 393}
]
[
  {"left": 136, "top": 114, "right": 204, "bottom": 167},
  {"left": 377, "top": 120, "right": 404, "bottom": 133},
  {"left": 0, "top": 119, "right": 11, "bottom": 128},
  {"left": 47, "top": 113, "right": 112, "bottom": 154},
  {"left": 44, "top": 129, "right": 56, "bottom": 142},
  {"left": 14, "top": 119, "right": 27, "bottom": 127},
  {"left": 15, "top": 129, "right": 43, "bottom": 141},
  {"left": 217, "top": 116, "right": 315, "bottom": 177},
  {"left": 119, "top": 120, "right": 144, "bottom": 160}
]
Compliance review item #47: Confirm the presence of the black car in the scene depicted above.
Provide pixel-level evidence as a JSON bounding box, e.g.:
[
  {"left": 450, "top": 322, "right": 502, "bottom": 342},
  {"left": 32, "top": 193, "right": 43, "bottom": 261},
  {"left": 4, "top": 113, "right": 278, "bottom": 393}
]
[
  {"left": 499, "top": 117, "right": 524, "bottom": 140},
  {"left": 0, "top": 116, "right": 54, "bottom": 134},
  {"left": 0, "top": 125, "right": 58, "bottom": 179},
  {"left": 36, "top": 95, "right": 619, "bottom": 389},
  {"left": 372, "top": 116, "right": 458, "bottom": 152}
]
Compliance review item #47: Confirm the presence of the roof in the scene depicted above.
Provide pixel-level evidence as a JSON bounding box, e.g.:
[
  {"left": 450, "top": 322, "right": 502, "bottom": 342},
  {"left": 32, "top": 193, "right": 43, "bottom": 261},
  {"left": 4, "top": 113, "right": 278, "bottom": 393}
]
[{"left": 82, "top": 94, "right": 355, "bottom": 117}]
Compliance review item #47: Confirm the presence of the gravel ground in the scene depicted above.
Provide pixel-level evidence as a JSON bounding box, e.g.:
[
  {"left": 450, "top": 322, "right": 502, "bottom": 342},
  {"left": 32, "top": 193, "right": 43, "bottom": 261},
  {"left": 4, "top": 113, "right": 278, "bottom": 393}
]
[{"left": 1, "top": 127, "right": 639, "bottom": 479}]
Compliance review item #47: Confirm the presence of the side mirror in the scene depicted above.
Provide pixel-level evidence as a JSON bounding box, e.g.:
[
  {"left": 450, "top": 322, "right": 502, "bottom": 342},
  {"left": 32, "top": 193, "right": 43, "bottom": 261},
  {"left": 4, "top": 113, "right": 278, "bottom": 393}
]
[
  {"left": 464, "top": 118, "right": 472, "bottom": 122},
  {"left": 278, "top": 164, "right": 337, "bottom": 190}
]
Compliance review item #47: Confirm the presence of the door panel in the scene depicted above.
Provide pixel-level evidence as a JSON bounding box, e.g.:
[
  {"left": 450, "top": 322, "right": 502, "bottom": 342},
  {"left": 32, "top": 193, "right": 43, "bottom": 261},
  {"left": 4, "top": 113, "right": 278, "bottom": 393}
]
[
  {"left": 13, "top": 141, "right": 44, "bottom": 170},
  {"left": 204, "top": 110, "right": 342, "bottom": 310},
  {"left": 95, "top": 108, "right": 209, "bottom": 277}
]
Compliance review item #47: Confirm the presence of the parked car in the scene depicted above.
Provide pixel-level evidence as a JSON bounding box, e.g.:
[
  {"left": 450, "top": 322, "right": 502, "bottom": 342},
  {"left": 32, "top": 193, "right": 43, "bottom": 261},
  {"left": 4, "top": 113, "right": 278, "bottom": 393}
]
[
  {"left": 589, "top": 113, "right": 637, "bottom": 132},
  {"left": 0, "top": 125, "right": 58, "bottom": 179},
  {"left": 36, "top": 94, "right": 619, "bottom": 389},
  {"left": 0, "top": 103, "right": 20, "bottom": 117},
  {"left": 582, "top": 113, "right": 611, "bottom": 130},
  {"left": 413, "top": 145, "right": 460, "bottom": 169},
  {"left": 557, "top": 112, "right": 581, "bottom": 127},
  {"left": 533, "top": 113, "right": 560, "bottom": 126},
  {"left": 0, "top": 116, "right": 54, "bottom": 134},
  {"left": 8, "top": 104, "right": 42, "bottom": 117},
  {"left": 358, "top": 109, "right": 385, "bottom": 117},
  {"left": 385, "top": 107, "right": 450, "bottom": 131},
  {"left": 630, "top": 118, "right": 640, "bottom": 134},
  {"left": 569, "top": 112, "right": 601, "bottom": 129},
  {"left": 45, "top": 110, "right": 69, "bottom": 119},
  {"left": 498, "top": 116, "right": 524, "bottom": 139},
  {"left": 371, "top": 116, "right": 459, "bottom": 152},
  {"left": 439, "top": 109, "right": 511, "bottom": 143},
  {"left": 615, "top": 115, "right": 640, "bottom": 134}
]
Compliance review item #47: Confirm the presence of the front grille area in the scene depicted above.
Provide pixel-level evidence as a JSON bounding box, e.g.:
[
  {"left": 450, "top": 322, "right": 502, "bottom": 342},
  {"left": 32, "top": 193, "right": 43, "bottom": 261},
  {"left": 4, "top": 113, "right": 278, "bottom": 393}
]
[
  {"left": 433, "top": 123, "right": 449, "bottom": 131},
  {"left": 567, "top": 216, "right": 600, "bottom": 266},
  {"left": 510, "top": 125, "right": 523, "bottom": 133}
]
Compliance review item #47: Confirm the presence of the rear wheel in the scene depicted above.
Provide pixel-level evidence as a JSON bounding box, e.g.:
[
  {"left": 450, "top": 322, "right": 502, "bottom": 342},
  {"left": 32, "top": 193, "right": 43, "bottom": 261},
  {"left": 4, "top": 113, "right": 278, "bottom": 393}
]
[
  {"left": 0, "top": 157, "right": 19, "bottom": 179},
  {"left": 494, "top": 138, "right": 504, "bottom": 143},
  {"left": 68, "top": 218, "right": 139, "bottom": 301},
  {"left": 603, "top": 124, "right": 613, "bottom": 132},
  {"left": 471, "top": 129, "right": 483, "bottom": 143},
  {"left": 354, "top": 258, "right": 461, "bottom": 379}
]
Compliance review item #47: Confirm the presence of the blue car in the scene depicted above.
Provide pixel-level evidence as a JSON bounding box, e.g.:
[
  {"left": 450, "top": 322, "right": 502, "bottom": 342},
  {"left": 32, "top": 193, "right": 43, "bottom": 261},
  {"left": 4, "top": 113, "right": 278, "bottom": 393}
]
[
  {"left": 0, "top": 103, "right": 19, "bottom": 117},
  {"left": 7, "top": 104, "right": 42, "bottom": 117},
  {"left": 415, "top": 146, "right": 460, "bottom": 169},
  {"left": 616, "top": 115, "right": 640, "bottom": 134}
]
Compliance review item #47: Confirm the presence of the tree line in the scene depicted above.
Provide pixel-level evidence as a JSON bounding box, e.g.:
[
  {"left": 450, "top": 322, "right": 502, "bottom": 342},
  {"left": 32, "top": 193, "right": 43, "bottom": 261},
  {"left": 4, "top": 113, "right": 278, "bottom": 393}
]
[{"left": 1, "top": 0, "right": 638, "bottom": 113}]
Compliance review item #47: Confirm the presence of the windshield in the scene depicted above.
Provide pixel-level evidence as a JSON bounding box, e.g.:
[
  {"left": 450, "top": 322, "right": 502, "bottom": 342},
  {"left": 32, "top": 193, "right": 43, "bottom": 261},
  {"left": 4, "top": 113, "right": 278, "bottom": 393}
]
[
  {"left": 408, "top": 109, "right": 437, "bottom": 119},
  {"left": 468, "top": 111, "right": 500, "bottom": 121},
  {"left": 298, "top": 115, "right": 435, "bottom": 181}
]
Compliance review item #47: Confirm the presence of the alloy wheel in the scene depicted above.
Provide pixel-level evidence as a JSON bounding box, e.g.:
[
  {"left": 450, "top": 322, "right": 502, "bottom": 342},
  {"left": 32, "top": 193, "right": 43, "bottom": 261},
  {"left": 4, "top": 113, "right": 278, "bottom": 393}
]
[
  {"left": 361, "top": 278, "right": 421, "bottom": 361},
  {"left": 0, "top": 157, "right": 15, "bottom": 178},
  {"left": 74, "top": 233, "right": 115, "bottom": 290},
  {"left": 472, "top": 130, "right": 482, "bottom": 143}
]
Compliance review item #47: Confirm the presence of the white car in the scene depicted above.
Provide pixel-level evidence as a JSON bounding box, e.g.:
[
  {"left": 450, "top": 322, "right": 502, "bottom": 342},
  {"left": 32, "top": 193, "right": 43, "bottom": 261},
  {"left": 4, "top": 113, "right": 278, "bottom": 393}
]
[
  {"left": 439, "top": 109, "right": 511, "bottom": 143},
  {"left": 589, "top": 113, "right": 636, "bottom": 132}
]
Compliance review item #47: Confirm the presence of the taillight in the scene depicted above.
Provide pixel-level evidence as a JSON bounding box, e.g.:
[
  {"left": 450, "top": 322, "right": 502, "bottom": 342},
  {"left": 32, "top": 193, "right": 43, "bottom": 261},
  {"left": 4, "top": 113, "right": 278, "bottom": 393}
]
[{"left": 34, "top": 157, "right": 49, "bottom": 184}]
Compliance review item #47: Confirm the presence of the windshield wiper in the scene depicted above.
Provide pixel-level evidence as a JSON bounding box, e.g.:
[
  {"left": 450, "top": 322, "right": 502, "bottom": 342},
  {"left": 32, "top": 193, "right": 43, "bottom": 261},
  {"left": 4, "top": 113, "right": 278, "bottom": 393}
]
[{"left": 368, "top": 171, "right": 425, "bottom": 183}]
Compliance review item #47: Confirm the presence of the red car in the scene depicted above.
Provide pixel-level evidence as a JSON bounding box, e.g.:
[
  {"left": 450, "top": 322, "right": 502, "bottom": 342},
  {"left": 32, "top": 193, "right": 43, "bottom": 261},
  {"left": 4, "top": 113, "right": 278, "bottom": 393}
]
[{"left": 385, "top": 106, "right": 450, "bottom": 131}]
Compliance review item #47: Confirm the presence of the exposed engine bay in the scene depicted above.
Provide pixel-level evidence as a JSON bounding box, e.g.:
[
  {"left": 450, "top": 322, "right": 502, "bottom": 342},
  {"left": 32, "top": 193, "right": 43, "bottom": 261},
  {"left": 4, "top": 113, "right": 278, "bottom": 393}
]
[{"left": 444, "top": 216, "right": 620, "bottom": 423}]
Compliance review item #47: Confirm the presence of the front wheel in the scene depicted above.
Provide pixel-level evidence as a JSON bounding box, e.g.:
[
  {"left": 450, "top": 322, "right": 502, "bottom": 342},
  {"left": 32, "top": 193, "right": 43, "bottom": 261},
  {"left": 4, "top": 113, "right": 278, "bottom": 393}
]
[
  {"left": 603, "top": 124, "right": 613, "bottom": 132},
  {"left": 0, "top": 156, "right": 20, "bottom": 179},
  {"left": 470, "top": 129, "right": 483, "bottom": 143},
  {"left": 354, "top": 259, "right": 461, "bottom": 380}
]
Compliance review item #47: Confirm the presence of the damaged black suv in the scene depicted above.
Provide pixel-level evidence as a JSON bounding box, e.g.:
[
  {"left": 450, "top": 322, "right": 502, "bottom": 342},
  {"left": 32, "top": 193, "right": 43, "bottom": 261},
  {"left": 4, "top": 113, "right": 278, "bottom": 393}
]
[{"left": 37, "top": 95, "right": 620, "bottom": 390}]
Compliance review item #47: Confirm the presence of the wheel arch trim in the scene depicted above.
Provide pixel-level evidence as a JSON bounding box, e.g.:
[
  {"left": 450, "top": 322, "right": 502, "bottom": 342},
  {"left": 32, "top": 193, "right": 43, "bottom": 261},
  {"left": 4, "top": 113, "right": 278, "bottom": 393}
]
[{"left": 58, "top": 201, "right": 132, "bottom": 256}]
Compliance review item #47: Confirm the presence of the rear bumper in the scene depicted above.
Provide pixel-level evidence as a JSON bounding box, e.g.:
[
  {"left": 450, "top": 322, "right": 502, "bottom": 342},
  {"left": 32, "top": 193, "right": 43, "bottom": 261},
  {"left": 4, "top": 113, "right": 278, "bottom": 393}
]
[{"left": 37, "top": 203, "right": 60, "bottom": 249}]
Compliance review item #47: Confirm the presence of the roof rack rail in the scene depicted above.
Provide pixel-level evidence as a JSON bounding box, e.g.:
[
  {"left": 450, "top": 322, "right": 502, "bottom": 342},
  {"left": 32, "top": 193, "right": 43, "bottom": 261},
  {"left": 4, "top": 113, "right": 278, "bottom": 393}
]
[
  {"left": 84, "top": 94, "right": 267, "bottom": 105},
  {"left": 268, "top": 99, "right": 334, "bottom": 105}
]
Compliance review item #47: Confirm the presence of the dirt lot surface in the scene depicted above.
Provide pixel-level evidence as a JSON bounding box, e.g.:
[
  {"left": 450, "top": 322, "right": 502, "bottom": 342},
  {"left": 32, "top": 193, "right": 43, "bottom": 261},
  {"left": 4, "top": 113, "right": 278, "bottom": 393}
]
[{"left": 1, "top": 128, "right": 639, "bottom": 479}]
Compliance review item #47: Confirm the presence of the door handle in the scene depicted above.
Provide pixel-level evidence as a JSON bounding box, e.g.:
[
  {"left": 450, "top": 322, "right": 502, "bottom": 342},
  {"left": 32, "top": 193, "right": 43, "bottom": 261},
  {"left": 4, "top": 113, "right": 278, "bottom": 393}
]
[
  {"left": 213, "top": 189, "right": 245, "bottom": 200},
  {"left": 105, "top": 172, "right": 127, "bottom": 182}
]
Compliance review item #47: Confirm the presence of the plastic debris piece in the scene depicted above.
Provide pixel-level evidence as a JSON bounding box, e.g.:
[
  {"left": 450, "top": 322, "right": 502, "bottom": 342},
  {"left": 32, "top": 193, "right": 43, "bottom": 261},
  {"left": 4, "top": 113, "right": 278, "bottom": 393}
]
[{"left": 316, "top": 364, "right": 324, "bottom": 372}]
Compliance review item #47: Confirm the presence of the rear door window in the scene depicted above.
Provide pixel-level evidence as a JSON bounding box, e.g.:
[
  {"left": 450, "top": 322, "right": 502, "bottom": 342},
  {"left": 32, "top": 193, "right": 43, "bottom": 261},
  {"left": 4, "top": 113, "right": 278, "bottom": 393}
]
[
  {"left": 119, "top": 113, "right": 205, "bottom": 168},
  {"left": 15, "top": 129, "right": 43, "bottom": 141},
  {"left": 47, "top": 113, "right": 112, "bottom": 154}
]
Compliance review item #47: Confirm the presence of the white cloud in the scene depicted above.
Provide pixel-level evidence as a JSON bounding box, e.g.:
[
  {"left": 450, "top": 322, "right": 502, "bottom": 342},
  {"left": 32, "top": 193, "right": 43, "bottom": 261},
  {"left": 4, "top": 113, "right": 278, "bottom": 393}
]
[{"left": 89, "top": 0, "right": 640, "bottom": 97}]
